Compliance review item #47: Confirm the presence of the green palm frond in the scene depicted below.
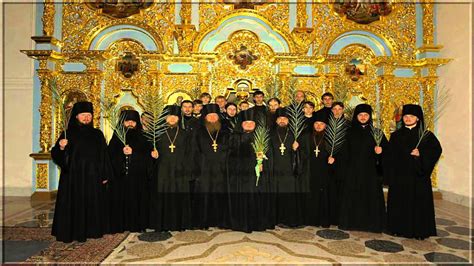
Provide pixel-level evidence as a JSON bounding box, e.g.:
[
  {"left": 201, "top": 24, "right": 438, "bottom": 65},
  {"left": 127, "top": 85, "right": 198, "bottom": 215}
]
[
  {"left": 101, "top": 98, "right": 128, "bottom": 145},
  {"left": 252, "top": 118, "right": 270, "bottom": 186},
  {"left": 287, "top": 100, "right": 306, "bottom": 140},
  {"left": 265, "top": 75, "right": 281, "bottom": 99},
  {"left": 416, "top": 85, "right": 450, "bottom": 148},
  {"left": 370, "top": 121, "right": 385, "bottom": 147},
  {"left": 50, "top": 77, "right": 70, "bottom": 139},
  {"left": 325, "top": 114, "right": 349, "bottom": 156},
  {"left": 142, "top": 91, "right": 168, "bottom": 150}
]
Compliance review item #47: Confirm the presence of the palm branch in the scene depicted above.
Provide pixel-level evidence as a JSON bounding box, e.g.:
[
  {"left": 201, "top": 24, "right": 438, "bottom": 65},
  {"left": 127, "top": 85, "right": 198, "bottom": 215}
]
[
  {"left": 415, "top": 85, "right": 450, "bottom": 148},
  {"left": 370, "top": 119, "right": 385, "bottom": 147},
  {"left": 50, "top": 77, "right": 70, "bottom": 139},
  {"left": 287, "top": 100, "right": 306, "bottom": 141},
  {"left": 251, "top": 118, "right": 270, "bottom": 186},
  {"left": 265, "top": 75, "right": 281, "bottom": 99},
  {"left": 325, "top": 114, "right": 349, "bottom": 156},
  {"left": 100, "top": 98, "right": 128, "bottom": 145},
  {"left": 142, "top": 92, "right": 168, "bottom": 150}
]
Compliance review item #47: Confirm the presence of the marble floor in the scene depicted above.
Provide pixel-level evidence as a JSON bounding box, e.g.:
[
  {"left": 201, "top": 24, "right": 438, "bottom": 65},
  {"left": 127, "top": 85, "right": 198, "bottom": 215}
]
[{"left": 2, "top": 197, "right": 473, "bottom": 264}]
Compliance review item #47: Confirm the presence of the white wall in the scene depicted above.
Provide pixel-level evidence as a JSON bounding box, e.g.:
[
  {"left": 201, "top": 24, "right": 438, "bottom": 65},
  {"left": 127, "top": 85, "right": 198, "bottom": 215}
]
[
  {"left": 4, "top": 4, "right": 36, "bottom": 196},
  {"left": 436, "top": 3, "right": 472, "bottom": 206}
]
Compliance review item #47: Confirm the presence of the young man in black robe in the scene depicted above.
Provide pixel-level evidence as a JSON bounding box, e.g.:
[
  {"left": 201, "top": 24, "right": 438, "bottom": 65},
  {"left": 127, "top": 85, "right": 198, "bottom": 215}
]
[
  {"left": 338, "top": 104, "right": 388, "bottom": 233},
  {"left": 181, "top": 100, "right": 199, "bottom": 131},
  {"left": 107, "top": 110, "right": 153, "bottom": 233},
  {"left": 269, "top": 108, "right": 299, "bottom": 227},
  {"left": 327, "top": 101, "right": 350, "bottom": 225},
  {"left": 303, "top": 101, "right": 316, "bottom": 131},
  {"left": 223, "top": 102, "right": 238, "bottom": 133},
  {"left": 314, "top": 92, "right": 334, "bottom": 120},
  {"left": 229, "top": 109, "right": 274, "bottom": 232},
  {"left": 192, "top": 104, "right": 231, "bottom": 229},
  {"left": 250, "top": 90, "right": 268, "bottom": 123},
  {"left": 51, "top": 101, "right": 112, "bottom": 243},
  {"left": 149, "top": 105, "right": 193, "bottom": 232},
  {"left": 386, "top": 104, "right": 442, "bottom": 239},
  {"left": 296, "top": 111, "right": 335, "bottom": 227}
]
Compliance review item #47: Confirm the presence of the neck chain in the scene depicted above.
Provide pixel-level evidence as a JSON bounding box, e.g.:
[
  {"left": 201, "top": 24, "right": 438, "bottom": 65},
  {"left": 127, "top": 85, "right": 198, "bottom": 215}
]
[
  {"left": 165, "top": 126, "right": 179, "bottom": 153},
  {"left": 277, "top": 127, "right": 289, "bottom": 155},
  {"left": 312, "top": 134, "right": 324, "bottom": 158},
  {"left": 206, "top": 127, "right": 220, "bottom": 152}
]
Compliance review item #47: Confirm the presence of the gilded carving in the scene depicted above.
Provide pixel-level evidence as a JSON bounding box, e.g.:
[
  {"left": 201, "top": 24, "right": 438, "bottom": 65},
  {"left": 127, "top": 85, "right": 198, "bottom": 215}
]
[{"left": 36, "top": 163, "right": 49, "bottom": 189}]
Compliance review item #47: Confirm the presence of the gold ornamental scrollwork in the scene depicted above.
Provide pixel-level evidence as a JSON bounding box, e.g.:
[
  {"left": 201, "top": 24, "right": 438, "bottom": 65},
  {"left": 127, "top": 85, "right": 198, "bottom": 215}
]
[{"left": 36, "top": 163, "right": 49, "bottom": 189}]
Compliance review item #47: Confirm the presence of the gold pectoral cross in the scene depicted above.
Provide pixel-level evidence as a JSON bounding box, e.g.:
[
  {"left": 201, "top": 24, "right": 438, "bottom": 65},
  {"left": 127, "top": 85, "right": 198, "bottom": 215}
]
[
  {"left": 169, "top": 143, "right": 176, "bottom": 153},
  {"left": 279, "top": 143, "right": 286, "bottom": 155},
  {"left": 212, "top": 140, "right": 218, "bottom": 152},
  {"left": 314, "top": 146, "right": 320, "bottom": 157}
]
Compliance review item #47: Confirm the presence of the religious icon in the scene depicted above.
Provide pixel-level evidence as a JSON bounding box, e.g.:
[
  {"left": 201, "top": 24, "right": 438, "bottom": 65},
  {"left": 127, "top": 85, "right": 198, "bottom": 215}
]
[
  {"left": 167, "top": 92, "right": 191, "bottom": 106},
  {"left": 333, "top": 0, "right": 393, "bottom": 24},
  {"left": 345, "top": 58, "right": 365, "bottom": 81},
  {"left": 86, "top": 0, "right": 154, "bottom": 19},
  {"left": 228, "top": 45, "right": 259, "bottom": 70},
  {"left": 116, "top": 52, "right": 139, "bottom": 79}
]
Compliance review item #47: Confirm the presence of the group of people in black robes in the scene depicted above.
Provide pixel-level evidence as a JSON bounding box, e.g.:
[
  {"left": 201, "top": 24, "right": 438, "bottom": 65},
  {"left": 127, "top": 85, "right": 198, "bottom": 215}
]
[{"left": 51, "top": 90, "right": 442, "bottom": 243}]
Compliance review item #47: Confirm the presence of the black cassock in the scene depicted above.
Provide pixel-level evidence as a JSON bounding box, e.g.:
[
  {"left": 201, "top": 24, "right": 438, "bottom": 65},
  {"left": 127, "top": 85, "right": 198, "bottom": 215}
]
[
  {"left": 269, "top": 127, "right": 299, "bottom": 227},
  {"left": 51, "top": 127, "right": 112, "bottom": 243},
  {"left": 149, "top": 127, "right": 193, "bottom": 231},
  {"left": 229, "top": 132, "right": 275, "bottom": 232},
  {"left": 338, "top": 125, "right": 388, "bottom": 232},
  {"left": 386, "top": 126, "right": 442, "bottom": 238},
  {"left": 192, "top": 126, "right": 231, "bottom": 229},
  {"left": 182, "top": 115, "right": 200, "bottom": 132},
  {"left": 107, "top": 129, "right": 153, "bottom": 233},
  {"left": 299, "top": 132, "right": 335, "bottom": 227}
]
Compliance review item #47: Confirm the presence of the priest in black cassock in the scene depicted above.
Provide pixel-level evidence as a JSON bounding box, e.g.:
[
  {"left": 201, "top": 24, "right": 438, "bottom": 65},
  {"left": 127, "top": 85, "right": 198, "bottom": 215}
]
[
  {"left": 269, "top": 108, "right": 299, "bottom": 227},
  {"left": 51, "top": 101, "right": 112, "bottom": 243},
  {"left": 338, "top": 104, "right": 388, "bottom": 233},
  {"left": 149, "top": 105, "right": 193, "bottom": 232},
  {"left": 229, "top": 109, "right": 274, "bottom": 232},
  {"left": 297, "top": 111, "right": 334, "bottom": 227},
  {"left": 192, "top": 104, "right": 231, "bottom": 229},
  {"left": 386, "top": 104, "right": 442, "bottom": 239},
  {"left": 107, "top": 110, "right": 153, "bottom": 233}
]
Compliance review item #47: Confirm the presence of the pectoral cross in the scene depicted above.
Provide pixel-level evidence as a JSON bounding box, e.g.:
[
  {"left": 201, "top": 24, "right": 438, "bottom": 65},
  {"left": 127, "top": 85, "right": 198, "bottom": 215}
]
[
  {"left": 314, "top": 145, "right": 320, "bottom": 157},
  {"left": 169, "top": 143, "right": 176, "bottom": 153},
  {"left": 279, "top": 143, "right": 286, "bottom": 155},
  {"left": 212, "top": 140, "right": 218, "bottom": 152}
]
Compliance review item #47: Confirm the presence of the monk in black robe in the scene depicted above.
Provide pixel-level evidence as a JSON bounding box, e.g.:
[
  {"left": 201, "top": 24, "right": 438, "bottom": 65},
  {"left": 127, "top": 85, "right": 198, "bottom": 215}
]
[
  {"left": 297, "top": 112, "right": 335, "bottom": 227},
  {"left": 108, "top": 110, "right": 153, "bottom": 233},
  {"left": 269, "top": 108, "right": 299, "bottom": 227},
  {"left": 338, "top": 104, "right": 388, "bottom": 233},
  {"left": 386, "top": 104, "right": 442, "bottom": 239},
  {"left": 229, "top": 109, "right": 274, "bottom": 232},
  {"left": 51, "top": 101, "right": 112, "bottom": 243},
  {"left": 149, "top": 105, "right": 193, "bottom": 231},
  {"left": 251, "top": 90, "right": 268, "bottom": 123},
  {"left": 192, "top": 104, "right": 231, "bottom": 229}
]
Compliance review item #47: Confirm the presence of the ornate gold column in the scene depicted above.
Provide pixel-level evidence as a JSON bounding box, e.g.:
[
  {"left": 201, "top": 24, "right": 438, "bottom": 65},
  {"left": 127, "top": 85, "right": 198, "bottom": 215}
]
[
  {"left": 42, "top": 0, "right": 55, "bottom": 37},
  {"left": 419, "top": 0, "right": 442, "bottom": 52},
  {"left": 37, "top": 60, "right": 53, "bottom": 153}
]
